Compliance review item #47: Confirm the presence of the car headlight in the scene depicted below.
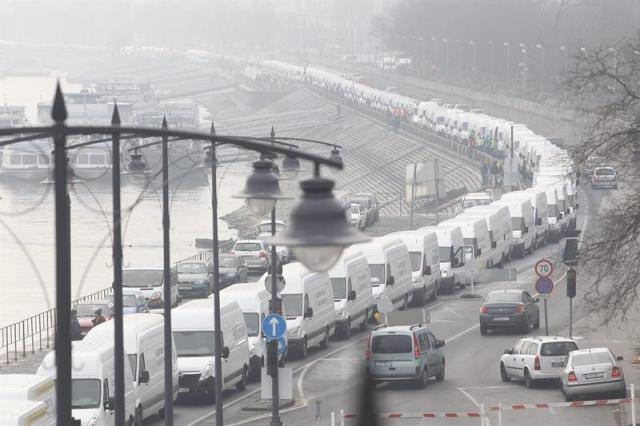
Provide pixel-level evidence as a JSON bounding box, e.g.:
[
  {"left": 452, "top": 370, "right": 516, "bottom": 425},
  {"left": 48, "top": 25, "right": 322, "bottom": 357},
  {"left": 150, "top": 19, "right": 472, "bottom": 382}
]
[
  {"left": 200, "top": 362, "right": 214, "bottom": 380},
  {"left": 440, "top": 271, "right": 448, "bottom": 278},
  {"left": 87, "top": 414, "right": 99, "bottom": 426},
  {"left": 150, "top": 291, "right": 162, "bottom": 300}
]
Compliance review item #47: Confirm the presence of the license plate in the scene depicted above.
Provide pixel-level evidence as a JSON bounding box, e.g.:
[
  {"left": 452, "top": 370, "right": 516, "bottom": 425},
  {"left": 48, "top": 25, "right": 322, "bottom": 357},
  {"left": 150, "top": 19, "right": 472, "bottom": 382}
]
[
  {"left": 375, "top": 361, "right": 392, "bottom": 367},
  {"left": 180, "top": 285, "right": 192, "bottom": 290},
  {"left": 584, "top": 372, "right": 604, "bottom": 380},
  {"left": 552, "top": 362, "right": 564, "bottom": 368},
  {"left": 179, "top": 387, "right": 190, "bottom": 393},
  {"left": 493, "top": 316, "right": 510, "bottom": 321}
]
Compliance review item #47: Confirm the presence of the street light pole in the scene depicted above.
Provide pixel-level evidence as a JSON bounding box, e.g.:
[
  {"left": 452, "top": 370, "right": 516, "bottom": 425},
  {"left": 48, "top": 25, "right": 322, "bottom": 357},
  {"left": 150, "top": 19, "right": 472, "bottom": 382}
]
[
  {"left": 161, "top": 117, "right": 175, "bottom": 425},
  {"left": 470, "top": 41, "right": 477, "bottom": 83},
  {"left": 520, "top": 45, "right": 527, "bottom": 95},
  {"left": 52, "top": 83, "right": 73, "bottom": 426},
  {"left": 503, "top": 42, "right": 510, "bottom": 88},
  {"left": 268, "top": 206, "right": 283, "bottom": 426},
  {"left": 442, "top": 38, "right": 449, "bottom": 77},
  {"left": 536, "top": 44, "right": 544, "bottom": 94}
]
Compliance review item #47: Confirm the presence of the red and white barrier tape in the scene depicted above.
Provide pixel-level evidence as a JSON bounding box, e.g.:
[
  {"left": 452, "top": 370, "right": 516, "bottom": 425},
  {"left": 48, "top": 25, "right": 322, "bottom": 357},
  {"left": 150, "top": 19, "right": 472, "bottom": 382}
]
[{"left": 342, "top": 397, "right": 634, "bottom": 419}]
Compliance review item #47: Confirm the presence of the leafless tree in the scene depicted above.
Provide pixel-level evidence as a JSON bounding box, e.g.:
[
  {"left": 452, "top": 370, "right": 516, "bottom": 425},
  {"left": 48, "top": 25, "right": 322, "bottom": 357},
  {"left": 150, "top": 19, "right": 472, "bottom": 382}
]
[{"left": 568, "top": 36, "right": 640, "bottom": 321}]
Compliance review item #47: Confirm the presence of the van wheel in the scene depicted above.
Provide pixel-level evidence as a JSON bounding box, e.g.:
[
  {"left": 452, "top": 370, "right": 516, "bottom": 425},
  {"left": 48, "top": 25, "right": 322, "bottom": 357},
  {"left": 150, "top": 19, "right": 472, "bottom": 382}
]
[
  {"left": 399, "top": 295, "right": 408, "bottom": 311},
  {"left": 342, "top": 319, "right": 352, "bottom": 339},
  {"left": 134, "top": 407, "right": 143, "bottom": 426},
  {"left": 430, "top": 287, "right": 437, "bottom": 301},
  {"left": 320, "top": 329, "right": 330, "bottom": 349},
  {"left": 158, "top": 407, "right": 165, "bottom": 419},
  {"left": 359, "top": 311, "right": 368, "bottom": 331},
  {"left": 299, "top": 338, "right": 308, "bottom": 359},
  {"left": 236, "top": 366, "right": 247, "bottom": 391}
]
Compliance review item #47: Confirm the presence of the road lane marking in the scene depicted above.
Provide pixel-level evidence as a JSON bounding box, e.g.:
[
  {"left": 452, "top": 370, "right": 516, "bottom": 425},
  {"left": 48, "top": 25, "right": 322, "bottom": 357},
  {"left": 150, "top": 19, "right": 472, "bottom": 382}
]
[
  {"left": 457, "top": 387, "right": 491, "bottom": 426},
  {"left": 445, "top": 324, "right": 479, "bottom": 343}
]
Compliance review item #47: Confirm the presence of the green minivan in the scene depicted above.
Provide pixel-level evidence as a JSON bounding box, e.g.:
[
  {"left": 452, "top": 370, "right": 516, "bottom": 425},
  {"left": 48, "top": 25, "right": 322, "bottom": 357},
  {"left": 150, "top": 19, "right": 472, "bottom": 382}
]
[{"left": 366, "top": 324, "right": 446, "bottom": 388}]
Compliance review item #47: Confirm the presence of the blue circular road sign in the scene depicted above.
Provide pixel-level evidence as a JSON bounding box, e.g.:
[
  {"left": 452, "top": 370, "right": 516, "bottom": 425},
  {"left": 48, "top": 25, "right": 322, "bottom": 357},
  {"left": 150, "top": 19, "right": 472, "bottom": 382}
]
[
  {"left": 276, "top": 337, "right": 287, "bottom": 355},
  {"left": 535, "top": 277, "right": 554, "bottom": 294},
  {"left": 262, "top": 314, "right": 287, "bottom": 340}
]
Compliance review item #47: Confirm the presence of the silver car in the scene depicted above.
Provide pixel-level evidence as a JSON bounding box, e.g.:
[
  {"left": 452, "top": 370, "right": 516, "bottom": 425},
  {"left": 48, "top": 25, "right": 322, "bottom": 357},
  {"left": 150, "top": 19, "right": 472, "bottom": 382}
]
[
  {"left": 232, "top": 239, "right": 271, "bottom": 274},
  {"left": 560, "top": 347, "right": 627, "bottom": 401},
  {"left": 591, "top": 167, "right": 617, "bottom": 189}
]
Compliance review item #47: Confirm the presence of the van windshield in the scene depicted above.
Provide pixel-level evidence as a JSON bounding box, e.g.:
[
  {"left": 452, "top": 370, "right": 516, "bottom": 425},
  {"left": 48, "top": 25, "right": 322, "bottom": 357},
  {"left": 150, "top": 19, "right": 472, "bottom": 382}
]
[
  {"left": 368, "top": 264, "right": 385, "bottom": 286},
  {"left": 123, "top": 270, "right": 163, "bottom": 287},
  {"left": 282, "top": 294, "right": 302, "bottom": 318},
  {"left": 243, "top": 313, "right": 260, "bottom": 337},
  {"left": 173, "top": 331, "right": 216, "bottom": 356},
  {"left": 371, "top": 335, "right": 412, "bottom": 354},
  {"left": 72, "top": 379, "right": 101, "bottom": 409},
  {"left": 439, "top": 247, "right": 453, "bottom": 263},
  {"left": 331, "top": 278, "right": 347, "bottom": 300},
  {"left": 408, "top": 252, "right": 422, "bottom": 272},
  {"left": 511, "top": 217, "right": 525, "bottom": 231},
  {"left": 547, "top": 204, "right": 558, "bottom": 219}
]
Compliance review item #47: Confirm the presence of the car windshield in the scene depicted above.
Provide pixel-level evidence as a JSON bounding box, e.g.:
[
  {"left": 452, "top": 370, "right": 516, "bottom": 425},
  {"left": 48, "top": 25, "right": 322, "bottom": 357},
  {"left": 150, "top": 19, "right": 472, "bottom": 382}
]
[
  {"left": 243, "top": 313, "right": 260, "bottom": 337},
  {"left": 218, "top": 257, "right": 238, "bottom": 267},
  {"left": 173, "top": 331, "right": 215, "bottom": 356},
  {"left": 71, "top": 379, "right": 101, "bottom": 409},
  {"left": 572, "top": 351, "right": 612, "bottom": 366},
  {"left": 596, "top": 168, "right": 615, "bottom": 176},
  {"left": 368, "top": 264, "right": 385, "bottom": 286},
  {"left": 371, "top": 335, "right": 412, "bottom": 354},
  {"left": 408, "top": 252, "right": 422, "bottom": 272},
  {"left": 282, "top": 294, "right": 302, "bottom": 318},
  {"left": 123, "top": 270, "right": 163, "bottom": 287},
  {"left": 541, "top": 341, "right": 579, "bottom": 356},
  {"left": 75, "top": 303, "right": 111, "bottom": 317},
  {"left": 178, "top": 263, "right": 207, "bottom": 274},
  {"left": 234, "top": 242, "right": 262, "bottom": 252},
  {"left": 485, "top": 292, "right": 521, "bottom": 303},
  {"left": 331, "top": 277, "right": 347, "bottom": 300}
]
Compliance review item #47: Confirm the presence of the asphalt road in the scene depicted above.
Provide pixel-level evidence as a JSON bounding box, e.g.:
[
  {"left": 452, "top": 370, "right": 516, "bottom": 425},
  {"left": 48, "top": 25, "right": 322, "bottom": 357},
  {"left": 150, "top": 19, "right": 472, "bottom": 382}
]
[{"left": 145, "top": 185, "right": 639, "bottom": 426}]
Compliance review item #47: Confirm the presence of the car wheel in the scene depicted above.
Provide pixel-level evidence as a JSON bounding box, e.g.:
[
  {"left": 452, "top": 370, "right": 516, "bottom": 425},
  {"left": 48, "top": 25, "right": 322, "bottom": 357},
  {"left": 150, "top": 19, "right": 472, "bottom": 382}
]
[
  {"left": 524, "top": 370, "right": 535, "bottom": 388},
  {"left": 480, "top": 324, "right": 488, "bottom": 335},
  {"left": 236, "top": 366, "right": 247, "bottom": 391},
  {"left": 436, "top": 362, "right": 445, "bottom": 382},
  {"left": 521, "top": 318, "right": 530, "bottom": 334},
  {"left": 360, "top": 311, "right": 368, "bottom": 331},
  {"left": 416, "top": 368, "right": 428, "bottom": 389},
  {"left": 500, "top": 363, "right": 510, "bottom": 382}
]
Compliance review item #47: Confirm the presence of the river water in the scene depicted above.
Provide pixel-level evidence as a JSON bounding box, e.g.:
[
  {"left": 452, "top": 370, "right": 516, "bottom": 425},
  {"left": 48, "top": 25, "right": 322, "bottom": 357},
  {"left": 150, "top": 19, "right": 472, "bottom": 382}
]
[{"left": 0, "top": 76, "right": 248, "bottom": 326}]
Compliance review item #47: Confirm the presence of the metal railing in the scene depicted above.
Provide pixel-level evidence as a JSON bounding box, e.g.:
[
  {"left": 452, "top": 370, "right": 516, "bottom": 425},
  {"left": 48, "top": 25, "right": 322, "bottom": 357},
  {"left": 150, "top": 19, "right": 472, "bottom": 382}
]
[{"left": 0, "top": 286, "right": 113, "bottom": 364}]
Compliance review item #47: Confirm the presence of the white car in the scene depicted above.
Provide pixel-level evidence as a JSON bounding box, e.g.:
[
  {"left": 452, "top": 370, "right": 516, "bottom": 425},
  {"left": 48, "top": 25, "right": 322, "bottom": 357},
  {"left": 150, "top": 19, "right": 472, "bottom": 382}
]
[
  {"left": 500, "top": 336, "right": 579, "bottom": 388},
  {"left": 257, "top": 220, "right": 289, "bottom": 263}
]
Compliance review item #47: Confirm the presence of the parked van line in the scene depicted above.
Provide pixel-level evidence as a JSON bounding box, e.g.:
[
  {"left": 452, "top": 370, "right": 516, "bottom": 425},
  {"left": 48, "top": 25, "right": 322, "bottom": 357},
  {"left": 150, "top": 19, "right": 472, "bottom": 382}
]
[
  {"left": 531, "top": 185, "right": 563, "bottom": 242},
  {"left": 0, "top": 374, "right": 56, "bottom": 424},
  {"left": 522, "top": 188, "right": 550, "bottom": 246},
  {"left": 37, "top": 336, "right": 137, "bottom": 426},
  {"left": 279, "top": 262, "right": 336, "bottom": 358},
  {"left": 492, "top": 198, "right": 535, "bottom": 258},
  {"left": 172, "top": 299, "right": 249, "bottom": 401},
  {"left": 386, "top": 230, "right": 440, "bottom": 305},
  {"left": 460, "top": 205, "right": 513, "bottom": 267},
  {"left": 352, "top": 237, "right": 413, "bottom": 310},
  {"left": 82, "top": 313, "right": 178, "bottom": 421},
  {"left": 328, "top": 248, "right": 375, "bottom": 338},
  {"left": 416, "top": 224, "right": 467, "bottom": 293}
]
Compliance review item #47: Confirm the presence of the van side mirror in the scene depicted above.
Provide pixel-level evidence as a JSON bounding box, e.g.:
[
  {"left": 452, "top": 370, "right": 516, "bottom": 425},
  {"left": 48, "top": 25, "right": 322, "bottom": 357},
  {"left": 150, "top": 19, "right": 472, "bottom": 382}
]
[
  {"left": 138, "top": 370, "right": 150, "bottom": 384},
  {"left": 348, "top": 290, "right": 356, "bottom": 301},
  {"left": 559, "top": 212, "right": 565, "bottom": 219},
  {"left": 524, "top": 226, "right": 529, "bottom": 233},
  {"left": 575, "top": 203, "right": 579, "bottom": 210},
  {"left": 536, "top": 217, "right": 542, "bottom": 225},
  {"left": 423, "top": 265, "right": 432, "bottom": 276},
  {"left": 221, "top": 346, "right": 230, "bottom": 359},
  {"left": 491, "top": 241, "right": 497, "bottom": 249},
  {"left": 304, "top": 307, "right": 314, "bottom": 318},
  {"left": 616, "top": 355, "right": 624, "bottom": 361},
  {"left": 504, "top": 349, "right": 512, "bottom": 355},
  {"left": 476, "top": 248, "right": 482, "bottom": 256},
  {"left": 386, "top": 276, "right": 395, "bottom": 286},
  {"left": 533, "top": 297, "right": 540, "bottom": 303},
  {"left": 104, "top": 397, "right": 115, "bottom": 411},
  {"left": 453, "top": 258, "right": 460, "bottom": 267}
]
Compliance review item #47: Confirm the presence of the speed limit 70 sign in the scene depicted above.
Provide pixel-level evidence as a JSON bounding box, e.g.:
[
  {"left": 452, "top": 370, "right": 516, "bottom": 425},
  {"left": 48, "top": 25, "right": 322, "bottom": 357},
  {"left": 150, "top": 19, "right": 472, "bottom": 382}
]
[{"left": 535, "top": 259, "right": 553, "bottom": 278}]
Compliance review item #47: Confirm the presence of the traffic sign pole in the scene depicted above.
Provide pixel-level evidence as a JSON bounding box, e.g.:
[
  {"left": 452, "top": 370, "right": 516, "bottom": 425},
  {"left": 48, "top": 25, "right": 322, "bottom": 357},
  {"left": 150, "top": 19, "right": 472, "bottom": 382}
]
[
  {"left": 544, "top": 299, "right": 549, "bottom": 335},
  {"left": 269, "top": 209, "right": 282, "bottom": 426}
]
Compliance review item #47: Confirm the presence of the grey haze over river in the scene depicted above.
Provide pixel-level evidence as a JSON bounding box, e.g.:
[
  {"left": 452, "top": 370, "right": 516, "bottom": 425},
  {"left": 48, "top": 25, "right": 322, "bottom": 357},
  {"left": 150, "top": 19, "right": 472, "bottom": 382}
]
[{"left": 0, "top": 75, "right": 248, "bottom": 326}]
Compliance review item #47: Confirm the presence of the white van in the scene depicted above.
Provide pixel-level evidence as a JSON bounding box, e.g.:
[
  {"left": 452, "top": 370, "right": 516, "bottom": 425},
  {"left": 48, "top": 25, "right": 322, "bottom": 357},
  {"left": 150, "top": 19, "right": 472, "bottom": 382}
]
[
  {"left": 535, "top": 179, "right": 571, "bottom": 237},
  {"left": 0, "top": 375, "right": 55, "bottom": 424},
  {"left": 37, "top": 338, "right": 137, "bottom": 426},
  {"left": 523, "top": 188, "right": 550, "bottom": 246},
  {"left": 536, "top": 168, "right": 578, "bottom": 230},
  {"left": 533, "top": 185, "right": 564, "bottom": 242},
  {"left": 219, "top": 282, "right": 283, "bottom": 379},
  {"left": 386, "top": 230, "right": 439, "bottom": 305},
  {"left": 122, "top": 267, "right": 179, "bottom": 309},
  {"left": 328, "top": 248, "right": 375, "bottom": 338},
  {"left": 0, "top": 400, "right": 52, "bottom": 426},
  {"left": 280, "top": 262, "right": 336, "bottom": 358},
  {"left": 417, "top": 225, "right": 467, "bottom": 293},
  {"left": 82, "top": 313, "right": 178, "bottom": 421},
  {"left": 461, "top": 192, "right": 493, "bottom": 209},
  {"left": 352, "top": 237, "right": 413, "bottom": 310},
  {"left": 493, "top": 197, "right": 535, "bottom": 258},
  {"left": 460, "top": 205, "right": 513, "bottom": 266},
  {"left": 440, "top": 216, "right": 492, "bottom": 271},
  {"left": 172, "top": 299, "right": 249, "bottom": 401}
]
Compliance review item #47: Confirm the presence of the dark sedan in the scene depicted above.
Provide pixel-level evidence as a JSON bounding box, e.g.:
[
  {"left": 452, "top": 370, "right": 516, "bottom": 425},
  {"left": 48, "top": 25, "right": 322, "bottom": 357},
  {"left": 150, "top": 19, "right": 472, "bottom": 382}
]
[
  {"left": 213, "top": 254, "right": 248, "bottom": 287},
  {"left": 176, "top": 261, "right": 211, "bottom": 298},
  {"left": 479, "top": 289, "right": 540, "bottom": 335}
]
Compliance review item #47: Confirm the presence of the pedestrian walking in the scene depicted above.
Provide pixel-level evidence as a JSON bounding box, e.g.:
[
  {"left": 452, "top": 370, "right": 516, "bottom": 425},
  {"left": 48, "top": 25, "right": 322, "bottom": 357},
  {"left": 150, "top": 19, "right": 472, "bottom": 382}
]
[
  {"left": 92, "top": 308, "right": 106, "bottom": 327},
  {"left": 70, "top": 309, "right": 82, "bottom": 341}
]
